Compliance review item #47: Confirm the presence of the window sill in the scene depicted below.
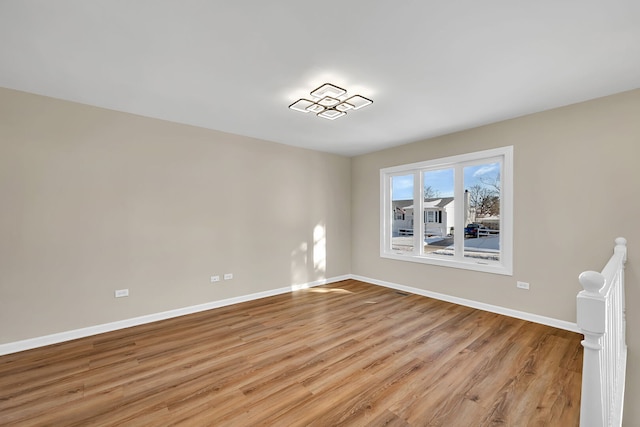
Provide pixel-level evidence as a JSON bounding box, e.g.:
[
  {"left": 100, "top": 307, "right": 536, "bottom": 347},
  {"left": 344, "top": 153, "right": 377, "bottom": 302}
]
[{"left": 380, "top": 251, "right": 513, "bottom": 276}]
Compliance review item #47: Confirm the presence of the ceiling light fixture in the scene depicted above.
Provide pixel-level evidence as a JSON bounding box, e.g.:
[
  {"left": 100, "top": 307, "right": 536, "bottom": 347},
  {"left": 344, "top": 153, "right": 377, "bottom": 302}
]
[{"left": 289, "top": 83, "right": 372, "bottom": 120}]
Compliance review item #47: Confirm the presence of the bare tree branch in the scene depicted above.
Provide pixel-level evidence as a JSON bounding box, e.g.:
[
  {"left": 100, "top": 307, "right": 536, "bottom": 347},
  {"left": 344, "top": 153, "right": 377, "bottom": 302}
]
[{"left": 424, "top": 185, "right": 440, "bottom": 199}]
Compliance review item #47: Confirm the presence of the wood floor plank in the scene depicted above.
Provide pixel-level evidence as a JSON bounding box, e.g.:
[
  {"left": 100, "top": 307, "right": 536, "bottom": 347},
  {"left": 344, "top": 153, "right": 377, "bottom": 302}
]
[{"left": 0, "top": 279, "right": 582, "bottom": 426}]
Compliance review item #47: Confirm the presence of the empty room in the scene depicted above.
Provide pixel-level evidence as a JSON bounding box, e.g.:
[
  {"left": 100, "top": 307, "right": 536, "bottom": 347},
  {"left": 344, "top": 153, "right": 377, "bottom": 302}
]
[{"left": 1, "top": 2, "right": 638, "bottom": 426}]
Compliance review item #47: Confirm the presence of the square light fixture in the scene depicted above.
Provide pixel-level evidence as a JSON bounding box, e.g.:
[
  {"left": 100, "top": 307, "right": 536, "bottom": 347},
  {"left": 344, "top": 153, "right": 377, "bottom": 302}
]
[
  {"left": 317, "top": 96, "right": 341, "bottom": 107},
  {"left": 305, "top": 103, "right": 325, "bottom": 113},
  {"left": 310, "top": 83, "right": 347, "bottom": 99},
  {"left": 289, "top": 99, "right": 315, "bottom": 113},
  {"left": 335, "top": 101, "right": 354, "bottom": 112},
  {"left": 317, "top": 108, "right": 346, "bottom": 120},
  {"left": 289, "top": 83, "right": 372, "bottom": 121},
  {"left": 343, "top": 95, "right": 373, "bottom": 110}
]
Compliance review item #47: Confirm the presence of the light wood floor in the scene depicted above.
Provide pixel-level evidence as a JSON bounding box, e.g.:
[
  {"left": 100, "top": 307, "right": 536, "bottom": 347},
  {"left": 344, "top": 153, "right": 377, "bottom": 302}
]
[{"left": 0, "top": 279, "right": 582, "bottom": 426}]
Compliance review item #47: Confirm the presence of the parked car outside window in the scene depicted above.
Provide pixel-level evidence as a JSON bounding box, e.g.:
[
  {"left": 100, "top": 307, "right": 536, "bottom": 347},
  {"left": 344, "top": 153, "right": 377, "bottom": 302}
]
[{"left": 464, "top": 223, "right": 483, "bottom": 237}]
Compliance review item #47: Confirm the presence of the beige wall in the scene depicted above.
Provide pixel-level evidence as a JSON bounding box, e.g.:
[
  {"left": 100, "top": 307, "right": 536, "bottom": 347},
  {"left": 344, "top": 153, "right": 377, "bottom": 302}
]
[
  {"left": 0, "top": 87, "right": 351, "bottom": 343},
  {"left": 351, "top": 89, "right": 640, "bottom": 425},
  {"left": 2, "top": 86, "right": 639, "bottom": 425}
]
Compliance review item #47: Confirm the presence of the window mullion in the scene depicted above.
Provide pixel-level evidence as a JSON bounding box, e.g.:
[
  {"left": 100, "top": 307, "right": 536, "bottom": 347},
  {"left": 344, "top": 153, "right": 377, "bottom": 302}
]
[
  {"left": 414, "top": 171, "right": 423, "bottom": 256},
  {"left": 454, "top": 164, "right": 464, "bottom": 260},
  {"left": 382, "top": 174, "right": 391, "bottom": 254}
]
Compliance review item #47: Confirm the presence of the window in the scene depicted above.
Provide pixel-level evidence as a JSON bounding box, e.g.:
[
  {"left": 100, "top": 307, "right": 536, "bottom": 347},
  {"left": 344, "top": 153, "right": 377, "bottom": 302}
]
[
  {"left": 425, "top": 211, "right": 440, "bottom": 223},
  {"left": 380, "top": 146, "right": 513, "bottom": 275}
]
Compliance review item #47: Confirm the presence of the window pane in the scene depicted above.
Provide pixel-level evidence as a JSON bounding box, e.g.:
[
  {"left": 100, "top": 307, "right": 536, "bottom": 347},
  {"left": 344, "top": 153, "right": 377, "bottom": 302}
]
[
  {"left": 463, "top": 162, "right": 501, "bottom": 262},
  {"left": 423, "top": 168, "right": 454, "bottom": 257},
  {"left": 391, "top": 174, "right": 414, "bottom": 252}
]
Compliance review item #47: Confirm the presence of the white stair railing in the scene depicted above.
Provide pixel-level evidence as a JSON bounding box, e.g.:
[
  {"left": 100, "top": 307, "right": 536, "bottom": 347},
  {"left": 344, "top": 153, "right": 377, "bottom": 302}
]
[{"left": 577, "top": 237, "right": 627, "bottom": 427}]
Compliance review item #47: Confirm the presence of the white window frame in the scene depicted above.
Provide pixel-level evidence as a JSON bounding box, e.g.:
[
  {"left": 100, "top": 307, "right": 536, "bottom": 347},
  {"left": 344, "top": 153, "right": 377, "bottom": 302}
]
[{"left": 380, "top": 146, "right": 513, "bottom": 275}]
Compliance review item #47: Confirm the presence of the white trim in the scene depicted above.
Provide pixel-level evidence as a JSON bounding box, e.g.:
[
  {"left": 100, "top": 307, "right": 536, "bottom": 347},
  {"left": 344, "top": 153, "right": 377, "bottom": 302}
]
[
  {"left": 379, "top": 252, "right": 512, "bottom": 276},
  {"left": 380, "top": 146, "right": 513, "bottom": 276},
  {"left": 0, "top": 273, "right": 577, "bottom": 356},
  {"left": 351, "top": 274, "right": 579, "bottom": 333},
  {"left": 381, "top": 146, "right": 514, "bottom": 175},
  {"left": 0, "top": 275, "right": 350, "bottom": 356}
]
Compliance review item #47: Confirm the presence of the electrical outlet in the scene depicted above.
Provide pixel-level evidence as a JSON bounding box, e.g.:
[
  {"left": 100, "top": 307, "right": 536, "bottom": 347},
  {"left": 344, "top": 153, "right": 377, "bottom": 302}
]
[
  {"left": 516, "top": 281, "right": 530, "bottom": 290},
  {"left": 115, "top": 289, "right": 129, "bottom": 298},
  {"left": 211, "top": 275, "right": 220, "bottom": 283},
  {"left": 224, "top": 273, "right": 233, "bottom": 280}
]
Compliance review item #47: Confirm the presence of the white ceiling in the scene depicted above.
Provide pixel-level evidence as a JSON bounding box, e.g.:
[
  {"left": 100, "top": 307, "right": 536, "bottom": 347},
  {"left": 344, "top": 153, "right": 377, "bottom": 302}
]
[{"left": 1, "top": 1, "right": 639, "bottom": 156}]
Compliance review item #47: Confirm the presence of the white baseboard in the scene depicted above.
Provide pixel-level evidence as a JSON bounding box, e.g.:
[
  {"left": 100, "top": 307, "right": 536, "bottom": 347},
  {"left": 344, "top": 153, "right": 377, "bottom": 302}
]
[
  {"left": 0, "top": 275, "right": 350, "bottom": 356},
  {"left": 350, "top": 274, "right": 580, "bottom": 333},
  {"left": 0, "top": 273, "right": 578, "bottom": 356}
]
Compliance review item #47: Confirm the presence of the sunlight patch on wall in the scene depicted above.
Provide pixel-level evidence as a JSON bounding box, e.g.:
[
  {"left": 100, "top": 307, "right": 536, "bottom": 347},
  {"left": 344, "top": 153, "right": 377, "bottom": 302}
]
[
  {"left": 290, "top": 223, "right": 328, "bottom": 289},
  {"left": 313, "top": 223, "right": 326, "bottom": 274}
]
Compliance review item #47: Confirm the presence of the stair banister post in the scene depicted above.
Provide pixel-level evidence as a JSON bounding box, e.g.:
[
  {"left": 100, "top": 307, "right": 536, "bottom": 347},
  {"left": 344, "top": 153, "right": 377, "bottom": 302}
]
[
  {"left": 613, "top": 237, "right": 627, "bottom": 262},
  {"left": 577, "top": 270, "right": 606, "bottom": 427}
]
